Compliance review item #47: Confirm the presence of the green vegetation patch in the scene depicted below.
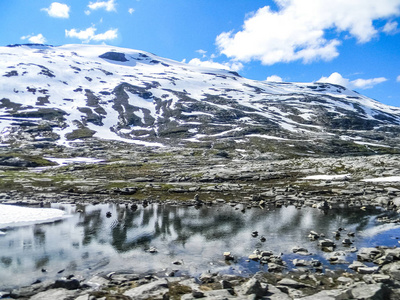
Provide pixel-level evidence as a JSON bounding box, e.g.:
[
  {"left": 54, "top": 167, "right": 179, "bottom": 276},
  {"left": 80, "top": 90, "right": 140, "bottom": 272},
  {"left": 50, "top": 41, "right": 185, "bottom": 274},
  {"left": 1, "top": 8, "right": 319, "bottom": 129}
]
[{"left": 66, "top": 127, "right": 96, "bottom": 140}]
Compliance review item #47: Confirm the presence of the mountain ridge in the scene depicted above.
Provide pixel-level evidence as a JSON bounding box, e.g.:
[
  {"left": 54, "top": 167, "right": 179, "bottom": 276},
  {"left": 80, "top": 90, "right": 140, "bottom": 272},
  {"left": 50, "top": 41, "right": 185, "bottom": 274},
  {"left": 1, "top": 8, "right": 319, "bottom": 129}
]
[{"left": 1, "top": 43, "right": 400, "bottom": 157}]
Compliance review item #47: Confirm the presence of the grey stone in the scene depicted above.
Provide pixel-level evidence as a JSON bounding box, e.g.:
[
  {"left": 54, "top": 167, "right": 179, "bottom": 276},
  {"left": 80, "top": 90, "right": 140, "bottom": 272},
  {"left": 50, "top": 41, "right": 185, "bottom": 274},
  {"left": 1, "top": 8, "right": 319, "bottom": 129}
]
[
  {"left": 202, "top": 289, "right": 236, "bottom": 299},
  {"left": 337, "top": 276, "right": 353, "bottom": 285},
  {"left": 372, "top": 274, "right": 391, "bottom": 283},
  {"left": 29, "top": 288, "right": 78, "bottom": 300},
  {"left": 349, "top": 260, "right": 367, "bottom": 271},
  {"left": 268, "top": 262, "right": 285, "bottom": 272},
  {"left": 298, "top": 288, "right": 352, "bottom": 299},
  {"left": 277, "top": 278, "right": 308, "bottom": 289},
  {"left": 266, "top": 284, "right": 292, "bottom": 300},
  {"left": 85, "top": 275, "right": 109, "bottom": 288},
  {"left": 123, "top": 278, "right": 169, "bottom": 300},
  {"left": 358, "top": 266, "right": 380, "bottom": 274},
  {"left": 357, "top": 248, "right": 383, "bottom": 262},
  {"left": 239, "top": 278, "right": 267, "bottom": 297},
  {"left": 349, "top": 283, "right": 389, "bottom": 300}
]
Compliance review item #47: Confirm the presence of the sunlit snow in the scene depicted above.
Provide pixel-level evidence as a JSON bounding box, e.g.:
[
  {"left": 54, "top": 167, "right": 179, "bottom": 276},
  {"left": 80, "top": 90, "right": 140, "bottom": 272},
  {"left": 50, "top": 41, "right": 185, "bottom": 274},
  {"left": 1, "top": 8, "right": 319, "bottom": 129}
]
[{"left": 362, "top": 176, "right": 400, "bottom": 182}]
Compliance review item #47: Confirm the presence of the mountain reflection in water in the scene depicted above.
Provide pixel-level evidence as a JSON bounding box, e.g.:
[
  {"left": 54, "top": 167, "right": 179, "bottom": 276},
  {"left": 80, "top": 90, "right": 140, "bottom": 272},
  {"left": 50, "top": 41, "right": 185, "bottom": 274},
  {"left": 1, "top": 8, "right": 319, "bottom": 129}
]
[{"left": 0, "top": 202, "right": 399, "bottom": 290}]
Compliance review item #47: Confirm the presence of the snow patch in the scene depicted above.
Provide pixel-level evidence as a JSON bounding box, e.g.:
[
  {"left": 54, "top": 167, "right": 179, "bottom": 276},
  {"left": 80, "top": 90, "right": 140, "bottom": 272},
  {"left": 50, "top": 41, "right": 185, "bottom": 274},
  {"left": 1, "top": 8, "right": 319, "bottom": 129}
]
[
  {"left": 0, "top": 204, "right": 66, "bottom": 229},
  {"left": 303, "top": 174, "right": 351, "bottom": 180},
  {"left": 362, "top": 176, "right": 400, "bottom": 182},
  {"left": 45, "top": 157, "right": 104, "bottom": 166}
]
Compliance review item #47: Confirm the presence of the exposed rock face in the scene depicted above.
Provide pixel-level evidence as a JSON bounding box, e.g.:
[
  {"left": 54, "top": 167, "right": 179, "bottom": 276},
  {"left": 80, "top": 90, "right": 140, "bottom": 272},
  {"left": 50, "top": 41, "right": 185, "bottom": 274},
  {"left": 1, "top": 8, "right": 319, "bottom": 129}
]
[{"left": 1, "top": 44, "right": 400, "bottom": 156}]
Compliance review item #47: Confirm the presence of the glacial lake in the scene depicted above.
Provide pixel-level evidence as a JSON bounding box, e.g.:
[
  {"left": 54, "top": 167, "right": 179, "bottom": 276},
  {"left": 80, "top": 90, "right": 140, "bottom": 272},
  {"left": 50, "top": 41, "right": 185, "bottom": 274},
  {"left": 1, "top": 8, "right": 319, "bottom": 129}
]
[{"left": 1, "top": 202, "right": 400, "bottom": 290}]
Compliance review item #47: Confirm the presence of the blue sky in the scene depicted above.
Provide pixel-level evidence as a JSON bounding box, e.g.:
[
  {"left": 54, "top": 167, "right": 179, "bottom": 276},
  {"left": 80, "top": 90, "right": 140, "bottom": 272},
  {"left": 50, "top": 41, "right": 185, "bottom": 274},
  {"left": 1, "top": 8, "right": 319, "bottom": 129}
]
[{"left": 1, "top": 0, "right": 400, "bottom": 106}]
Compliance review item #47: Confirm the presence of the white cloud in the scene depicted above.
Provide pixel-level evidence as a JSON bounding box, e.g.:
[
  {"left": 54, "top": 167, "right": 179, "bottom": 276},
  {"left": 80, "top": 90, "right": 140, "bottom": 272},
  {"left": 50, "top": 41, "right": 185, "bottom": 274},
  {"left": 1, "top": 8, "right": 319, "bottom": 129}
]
[
  {"left": 383, "top": 21, "right": 399, "bottom": 34},
  {"left": 65, "top": 26, "right": 118, "bottom": 42},
  {"left": 88, "top": 0, "right": 116, "bottom": 12},
  {"left": 128, "top": 8, "right": 135, "bottom": 14},
  {"left": 187, "top": 58, "right": 243, "bottom": 72},
  {"left": 266, "top": 75, "right": 283, "bottom": 82},
  {"left": 397, "top": 75, "right": 400, "bottom": 82},
  {"left": 21, "top": 33, "right": 47, "bottom": 44},
  {"left": 318, "top": 72, "right": 387, "bottom": 89},
  {"left": 42, "top": 2, "right": 70, "bottom": 18},
  {"left": 318, "top": 72, "right": 350, "bottom": 87},
  {"left": 351, "top": 77, "right": 387, "bottom": 89},
  {"left": 216, "top": 0, "right": 400, "bottom": 65},
  {"left": 92, "top": 29, "right": 118, "bottom": 41},
  {"left": 196, "top": 49, "right": 207, "bottom": 58}
]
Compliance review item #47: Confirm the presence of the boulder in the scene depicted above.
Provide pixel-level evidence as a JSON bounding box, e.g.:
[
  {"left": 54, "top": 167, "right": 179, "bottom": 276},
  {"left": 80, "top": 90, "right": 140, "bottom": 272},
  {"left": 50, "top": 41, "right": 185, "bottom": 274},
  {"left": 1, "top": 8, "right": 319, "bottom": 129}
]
[
  {"left": 53, "top": 278, "right": 80, "bottom": 290},
  {"left": 29, "top": 288, "right": 78, "bottom": 300},
  {"left": 239, "top": 278, "right": 268, "bottom": 297},
  {"left": 123, "top": 278, "right": 169, "bottom": 300},
  {"left": 349, "top": 283, "right": 390, "bottom": 300},
  {"left": 357, "top": 248, "right": 383, "bottom": 262},
  {"left": 318, "top": 239, "right": 336, "bottom": 249},
  {"left": 277, "top": 278, "right": 308, "bottom": 289}
]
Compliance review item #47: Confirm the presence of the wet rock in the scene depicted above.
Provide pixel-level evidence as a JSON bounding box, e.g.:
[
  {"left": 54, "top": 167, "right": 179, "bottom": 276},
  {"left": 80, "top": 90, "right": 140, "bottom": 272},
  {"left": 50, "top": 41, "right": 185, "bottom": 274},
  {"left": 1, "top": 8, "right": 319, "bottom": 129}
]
[
  {"left": 293, "top": 259, "right": 310, "bottom": 267},
  {"left": 292, "top": 246, "right": 309, "bottom": 254},
  {"left": 223, "top": 251, "right": 234, "bottom": 261},
  {"left": 308, "top": 231, "right": 320, "bottom": 240},
  {"left": 268, "top": 262, "right": 285, "bottom": 272},
  {"left": 342, "top": 238, "right": 353, "bottom": 245},
  {"left": 248, "top": 254, "right": 259, "bottom": 261},
  {"left": 148, "top": 246, "right": 158, "bottom": 253},
  {"left": 53, "top": 277, "right": 80, "bottom": 290},
  {"left": 318, "top": 239, "right": 336, "bottom": 247}
]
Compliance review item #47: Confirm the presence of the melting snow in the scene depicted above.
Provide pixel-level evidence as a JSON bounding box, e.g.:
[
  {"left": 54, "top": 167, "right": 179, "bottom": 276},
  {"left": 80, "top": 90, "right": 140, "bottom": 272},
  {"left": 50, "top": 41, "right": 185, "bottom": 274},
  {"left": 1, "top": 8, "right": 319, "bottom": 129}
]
[
  {"left": 0, "top": 204, "right": 66, "bottom": 229},
  {"left": 45, "top": 157, "right": 104, "bottom": 166}
]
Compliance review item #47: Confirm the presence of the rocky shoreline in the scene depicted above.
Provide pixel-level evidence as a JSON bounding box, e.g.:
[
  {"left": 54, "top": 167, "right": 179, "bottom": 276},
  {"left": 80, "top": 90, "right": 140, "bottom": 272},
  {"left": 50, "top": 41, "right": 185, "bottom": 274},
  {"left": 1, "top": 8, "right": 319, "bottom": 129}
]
[{"left": 3, "top": 244, "right": 400, "bottom": 299}]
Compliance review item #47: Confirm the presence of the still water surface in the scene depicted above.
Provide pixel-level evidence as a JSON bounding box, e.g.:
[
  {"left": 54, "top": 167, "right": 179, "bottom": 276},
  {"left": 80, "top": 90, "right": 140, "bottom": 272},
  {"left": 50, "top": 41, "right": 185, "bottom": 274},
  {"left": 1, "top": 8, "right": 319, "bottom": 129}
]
[{"left": 0, "top": 202, "right": 400, "bottom": 289}]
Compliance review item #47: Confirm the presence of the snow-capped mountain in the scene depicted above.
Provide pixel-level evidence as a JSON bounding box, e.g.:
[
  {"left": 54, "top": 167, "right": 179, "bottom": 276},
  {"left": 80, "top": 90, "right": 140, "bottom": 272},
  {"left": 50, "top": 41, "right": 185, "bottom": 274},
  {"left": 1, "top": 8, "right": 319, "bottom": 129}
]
[{"left": 1, "top": 44, "right": 400, "bottom": 154}]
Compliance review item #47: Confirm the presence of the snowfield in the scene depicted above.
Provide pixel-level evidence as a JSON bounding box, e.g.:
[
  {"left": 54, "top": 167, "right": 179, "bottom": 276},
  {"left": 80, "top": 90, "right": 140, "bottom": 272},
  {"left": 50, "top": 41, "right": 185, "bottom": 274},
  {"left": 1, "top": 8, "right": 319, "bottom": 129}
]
[{"left": 1, "top": 44, "right": 400, "bottom": 149}]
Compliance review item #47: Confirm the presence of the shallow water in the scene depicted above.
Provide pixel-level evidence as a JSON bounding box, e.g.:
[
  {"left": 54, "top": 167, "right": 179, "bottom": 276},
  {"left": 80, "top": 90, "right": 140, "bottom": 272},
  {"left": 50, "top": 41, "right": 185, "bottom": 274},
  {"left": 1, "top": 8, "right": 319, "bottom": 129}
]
[{"left": 0, "top": 202, "right": 399, "bottom": 290}]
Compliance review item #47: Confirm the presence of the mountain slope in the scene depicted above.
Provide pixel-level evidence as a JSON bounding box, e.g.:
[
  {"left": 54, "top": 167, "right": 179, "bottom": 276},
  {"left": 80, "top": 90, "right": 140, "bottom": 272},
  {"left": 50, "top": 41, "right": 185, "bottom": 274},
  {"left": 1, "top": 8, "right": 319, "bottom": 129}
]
[{"left": 1, "top": 44, "right": 400, "bottom": 156}]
